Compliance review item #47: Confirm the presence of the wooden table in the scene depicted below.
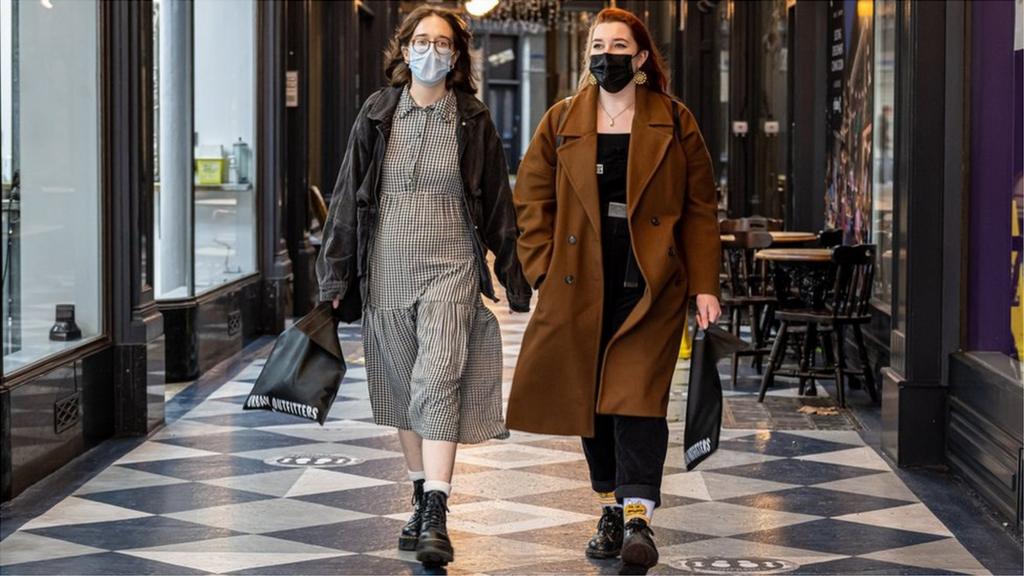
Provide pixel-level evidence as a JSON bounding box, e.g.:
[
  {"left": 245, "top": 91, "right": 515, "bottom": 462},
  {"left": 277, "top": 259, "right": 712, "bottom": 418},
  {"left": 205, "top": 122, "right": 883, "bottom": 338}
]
[
  {"left": 720, "top": 231, "right": 819, "bottom": 245},
  {"left": 754, "top": 248, "right": 832, "bottom": 262}
]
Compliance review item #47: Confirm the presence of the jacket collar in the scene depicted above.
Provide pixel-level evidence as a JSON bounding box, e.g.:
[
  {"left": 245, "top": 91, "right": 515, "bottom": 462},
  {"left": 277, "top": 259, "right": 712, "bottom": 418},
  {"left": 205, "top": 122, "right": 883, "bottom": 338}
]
[
  {"left": 556, "top": 85, "right": 677, "bottom": 234},
  {"left": 367, "top": 85, "right": 487, "bottom": 124}
]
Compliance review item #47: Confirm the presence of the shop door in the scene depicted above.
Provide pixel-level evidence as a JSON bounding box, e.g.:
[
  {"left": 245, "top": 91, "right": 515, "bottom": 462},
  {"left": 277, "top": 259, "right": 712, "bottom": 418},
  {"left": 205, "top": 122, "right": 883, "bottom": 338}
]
[{"left": 484, "top": 34, "right": 521, "bottom": 173}]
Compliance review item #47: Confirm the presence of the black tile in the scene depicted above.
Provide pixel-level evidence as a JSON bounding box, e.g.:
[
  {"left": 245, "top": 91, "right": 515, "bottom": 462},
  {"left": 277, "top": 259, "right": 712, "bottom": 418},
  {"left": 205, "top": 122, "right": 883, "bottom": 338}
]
[
  {"left": 733, "top": 518, "right": 948, "bottom": 556},
  {"left": 710, "top": 459, "right": 884, "bottom": 486},
  {"left": 77, "top": 482, "right": 271, "bottom": 515},
  {"left": 333, "top": 457, "right": 414, "bottom": 483},
  {"left": 516, "top": 459, "right": 593, "bottom": 482},
  {"left": 296, "top": 482, "right": 486, "bottom": 515},
  {"left": 797, "top": 556, "right": 966, "bottom": 575},
  {"left": 717, "top": 431, "right": 859, "bottom": 457},
  {"left": 722, "top": 486, "right": 915, "bottom": 517},
  {"left": 119, "top": 454, "right": 283, "bottom": 482},
  {"left": 510, "top": 486, "right": 608, "bottom": 515},
  {"left": 188, "top": 411, "right": 317, "bottom": 428},
  {"left": 341, "top": 435, "right": 405, "bottom": 452},
  {"left": 24, "top": 516, "right": 243, "bottom": 550},
  {"left": 153, "top": 430, "right": 316, "bottom": 454},
  {"left": 224, "top": 553, "right": 429, "bottom": 575},
  {"left": 266, "top": 516, "right": 411, "bottom": 553},
  {"left": 0, "top": 552, "right": 211, "bottom": 575}
]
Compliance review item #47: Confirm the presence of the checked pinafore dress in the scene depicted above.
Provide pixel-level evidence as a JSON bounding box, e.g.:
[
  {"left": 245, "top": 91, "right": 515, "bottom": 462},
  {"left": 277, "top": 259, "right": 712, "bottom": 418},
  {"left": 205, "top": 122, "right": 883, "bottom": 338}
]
[{"left": 362, "top": 87, "right": 509, "bottom": 444}]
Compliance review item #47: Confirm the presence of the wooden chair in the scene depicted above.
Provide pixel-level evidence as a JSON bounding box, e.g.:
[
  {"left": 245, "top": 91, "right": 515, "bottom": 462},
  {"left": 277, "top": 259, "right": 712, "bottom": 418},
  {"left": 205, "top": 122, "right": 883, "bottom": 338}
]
[
  {"left": 757, "top": 245, "right": 880, "bottom": 407},
  {"left": 721, "top": 230, "right": 775, "bottom": 386}
]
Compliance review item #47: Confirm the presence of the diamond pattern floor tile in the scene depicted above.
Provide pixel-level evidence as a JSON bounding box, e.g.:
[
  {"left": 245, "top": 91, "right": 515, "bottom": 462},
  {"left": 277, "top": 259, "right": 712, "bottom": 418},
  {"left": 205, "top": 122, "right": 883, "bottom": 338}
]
[
  {"left": 733, "top": 518, "right": 948, "bottom": 556},
  {"left": 653, "top": 501, "right": 820, "bottom": 537},
  {"left": 0, "top": 532, "right": 106, "bottom": 567},
  {"left": 164, "top": 497, "right": 372, "bottom": 534},
  {"left": 119, "top": 534, "right": 351, "bottom": 573}
]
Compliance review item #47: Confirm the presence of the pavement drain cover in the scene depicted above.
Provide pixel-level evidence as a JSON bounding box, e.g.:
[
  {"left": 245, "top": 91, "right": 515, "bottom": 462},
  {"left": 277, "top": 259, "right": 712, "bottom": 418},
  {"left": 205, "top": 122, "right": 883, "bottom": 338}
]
[
  {"left": 266, "top": 455, "right": 362, "bottom": 468},
  {"left": 671, "top": 557, "right": 798, "bottom": 574}
]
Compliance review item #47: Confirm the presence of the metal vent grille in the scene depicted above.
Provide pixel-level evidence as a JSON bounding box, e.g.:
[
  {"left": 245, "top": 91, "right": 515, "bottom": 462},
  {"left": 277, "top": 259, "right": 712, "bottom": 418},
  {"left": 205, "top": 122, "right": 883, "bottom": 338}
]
[
  {"left": 54, "top": 392, "right": 81, "bottom": 434},
  {"left": 228, "top": 310, "right": 242, "bottom": 336}
]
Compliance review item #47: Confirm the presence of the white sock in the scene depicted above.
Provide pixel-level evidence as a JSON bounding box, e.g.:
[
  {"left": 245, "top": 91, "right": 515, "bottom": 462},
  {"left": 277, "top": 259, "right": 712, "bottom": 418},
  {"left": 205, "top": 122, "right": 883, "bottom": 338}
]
[
  {"left": 623, "top": 497, "right": 655, "bottom": 523},
  {"left": 423, "top": 480, "right": 451, "bottom": 496},
  {"left": 408, "top": 470, "right": 425, "bottom": 482}
]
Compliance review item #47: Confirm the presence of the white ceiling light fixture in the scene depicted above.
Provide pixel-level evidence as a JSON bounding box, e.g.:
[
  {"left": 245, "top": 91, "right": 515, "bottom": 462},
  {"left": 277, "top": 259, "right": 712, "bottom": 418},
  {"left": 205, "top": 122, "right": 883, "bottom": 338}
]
[
  {"left": 40, "top": 0, "right": 54, "bottom": 8},
  {"left": 465, "top": 0, "right": 499, "bottom": 18}
]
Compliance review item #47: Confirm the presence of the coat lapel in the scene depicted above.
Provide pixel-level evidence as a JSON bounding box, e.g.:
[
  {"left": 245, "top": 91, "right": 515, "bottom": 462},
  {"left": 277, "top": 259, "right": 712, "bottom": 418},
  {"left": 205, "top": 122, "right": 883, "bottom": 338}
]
[
  {"left": 627, "top": 87, "right": 675, "bottom": 218},
  {"left": 556, "top": 86, "right": 602, "bottom": 235}
]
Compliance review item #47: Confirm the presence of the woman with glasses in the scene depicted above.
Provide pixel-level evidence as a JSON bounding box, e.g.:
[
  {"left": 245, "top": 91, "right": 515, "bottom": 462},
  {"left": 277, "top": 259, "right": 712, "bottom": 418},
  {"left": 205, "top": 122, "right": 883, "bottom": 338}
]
[
  {"left": 508, "top": 7, "right": 721, "bottom": 569},
  {"left": 316, "top": 5, "right": 530, "bottom": 568}
]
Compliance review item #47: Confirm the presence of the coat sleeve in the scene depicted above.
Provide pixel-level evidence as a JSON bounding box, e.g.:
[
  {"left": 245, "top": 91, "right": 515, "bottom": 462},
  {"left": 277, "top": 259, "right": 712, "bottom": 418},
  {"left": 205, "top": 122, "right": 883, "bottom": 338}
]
[
  {"left": 513, "top": 101, "right": 563, "bottom": 289},
  {"left": 315, "top": 91, "right": 380, "bottom": 303},
  {"left": 480, "top": 115, "right": 533, "bottom": 312},
  {"left": 678, "top": 105, "right": 722, "bottom": 298}
]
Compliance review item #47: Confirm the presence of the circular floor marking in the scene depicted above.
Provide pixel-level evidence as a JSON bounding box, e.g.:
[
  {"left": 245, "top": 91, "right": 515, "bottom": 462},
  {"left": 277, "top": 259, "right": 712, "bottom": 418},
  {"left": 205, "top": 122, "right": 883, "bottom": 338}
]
[{"left": 671, "top": 557, "right": 799, "bottom": 574}]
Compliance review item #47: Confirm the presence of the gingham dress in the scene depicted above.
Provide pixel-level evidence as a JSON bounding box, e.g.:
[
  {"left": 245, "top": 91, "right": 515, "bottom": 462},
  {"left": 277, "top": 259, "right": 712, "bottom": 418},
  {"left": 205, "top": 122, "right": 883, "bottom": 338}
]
[{"left": 363, "top": 87, "right": 509, "bottom": 444}]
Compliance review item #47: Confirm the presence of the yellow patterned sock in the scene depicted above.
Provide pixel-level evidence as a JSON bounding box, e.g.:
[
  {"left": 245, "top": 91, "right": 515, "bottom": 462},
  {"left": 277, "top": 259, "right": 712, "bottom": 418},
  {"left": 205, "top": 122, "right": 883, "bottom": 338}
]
[
  {"left": 596, "top": 491, "right": 618, "bottom": 509},
  {"left": 623, "top": 498, "right": 653, "bottom": 524}
]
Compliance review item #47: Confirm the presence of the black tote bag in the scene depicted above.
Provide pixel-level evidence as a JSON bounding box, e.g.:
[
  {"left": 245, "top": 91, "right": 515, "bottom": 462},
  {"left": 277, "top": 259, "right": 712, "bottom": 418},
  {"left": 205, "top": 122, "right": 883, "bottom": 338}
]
[
  {"left": 243, "top": 302, "right": 346, "bottom": 425},
  {"left": 683, "top": 324, "right": 749, "bottom": 470}
]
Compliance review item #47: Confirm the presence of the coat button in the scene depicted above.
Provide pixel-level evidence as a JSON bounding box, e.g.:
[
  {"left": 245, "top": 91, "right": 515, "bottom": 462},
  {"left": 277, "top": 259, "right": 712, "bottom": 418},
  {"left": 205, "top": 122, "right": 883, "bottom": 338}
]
[
  {"left": 568, "top": 234, "right": 577, "bottom": 245},
  {"left": 650, "top": 217, "right": 660, "bottom": 226},
  {"left": 668, "top": 246, "right": 677, "bottom": 257},
  {"left": 564, "top": 275, "right": 575, "bottom": 285}
]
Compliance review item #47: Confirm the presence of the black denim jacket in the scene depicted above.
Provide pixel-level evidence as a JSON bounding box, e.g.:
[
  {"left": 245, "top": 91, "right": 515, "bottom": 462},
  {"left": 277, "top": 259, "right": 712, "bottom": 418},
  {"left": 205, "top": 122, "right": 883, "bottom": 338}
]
[{"left": 316, "top": 86, "right": 532, "bottom": 321}]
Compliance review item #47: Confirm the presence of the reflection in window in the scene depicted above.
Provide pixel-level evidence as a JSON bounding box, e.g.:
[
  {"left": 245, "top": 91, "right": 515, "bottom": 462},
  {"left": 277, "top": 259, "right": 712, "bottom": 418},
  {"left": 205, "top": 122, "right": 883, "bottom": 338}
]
[
  {"left": 2, "top": 0, "right": 103, "bottom": 375},
  {"left": 153, "top": 0, "right": 256, "bottom": 299},
  {"left": 872, "top": 0, "right": 896, "bottom": 310}
]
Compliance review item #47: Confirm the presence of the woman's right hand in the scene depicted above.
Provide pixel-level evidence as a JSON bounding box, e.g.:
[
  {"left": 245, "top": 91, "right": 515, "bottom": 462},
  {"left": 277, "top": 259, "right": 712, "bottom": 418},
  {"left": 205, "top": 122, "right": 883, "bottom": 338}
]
[{"left": 332, "top": 296, "right": 340, "bottom": 309}]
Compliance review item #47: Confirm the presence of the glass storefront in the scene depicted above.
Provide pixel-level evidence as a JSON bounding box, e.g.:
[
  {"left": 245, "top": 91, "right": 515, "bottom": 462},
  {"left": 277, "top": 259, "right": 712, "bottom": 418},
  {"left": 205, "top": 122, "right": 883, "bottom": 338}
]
[
  {"left": 153, "top": 0, "right": 256, "bottom": 299},
  {"left": 872, "top": 0, "right": 896, "bottom": 310},
  {"left": 1, "top": 0, "right": 104, "bottom": 375}
]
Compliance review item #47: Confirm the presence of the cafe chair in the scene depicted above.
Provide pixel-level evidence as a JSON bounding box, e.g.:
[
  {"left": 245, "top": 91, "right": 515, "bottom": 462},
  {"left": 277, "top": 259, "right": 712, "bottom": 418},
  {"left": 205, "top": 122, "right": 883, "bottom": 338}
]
[
  {"left": 818, "top": 228, "right": 843, "bottom": 248},
  {"left": 757, "top": 244, "right": 880, "bottom": 407},
  {"left": 721, "top": 230, "right": 775, "bottom": 386}
]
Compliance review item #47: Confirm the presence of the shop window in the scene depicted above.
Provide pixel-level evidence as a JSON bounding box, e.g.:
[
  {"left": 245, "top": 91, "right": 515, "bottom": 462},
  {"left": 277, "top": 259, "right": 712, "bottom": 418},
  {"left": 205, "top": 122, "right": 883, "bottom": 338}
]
[
  {"left": 153, "top": 0, "right": 256, "bottom": 299},
  {"left": 872, "top": 0, "right": 896, "bottom": 310},
  {"left": 1, "top": 0, "right": 104, "bottom": 375}
]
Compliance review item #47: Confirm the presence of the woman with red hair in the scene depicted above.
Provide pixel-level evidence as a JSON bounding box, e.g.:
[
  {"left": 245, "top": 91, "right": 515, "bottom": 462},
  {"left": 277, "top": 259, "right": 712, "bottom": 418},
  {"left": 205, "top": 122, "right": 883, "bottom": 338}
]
[{"left": 510, "top": 7, "right": 721, "bottom": 568}]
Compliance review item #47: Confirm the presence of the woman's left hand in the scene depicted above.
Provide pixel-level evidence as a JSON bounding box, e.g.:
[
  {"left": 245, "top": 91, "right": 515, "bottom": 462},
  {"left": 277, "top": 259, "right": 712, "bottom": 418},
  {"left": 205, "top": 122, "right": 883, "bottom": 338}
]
[{"left": 695, "top": 294, "right": 721, "bottom": 330}]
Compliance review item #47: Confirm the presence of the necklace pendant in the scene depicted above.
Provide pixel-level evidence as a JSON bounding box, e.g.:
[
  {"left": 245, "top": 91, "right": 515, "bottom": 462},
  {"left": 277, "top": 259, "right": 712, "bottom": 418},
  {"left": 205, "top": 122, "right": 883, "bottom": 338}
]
[{"left": 609, "top": 119, "right": 615, "bottom": 126}]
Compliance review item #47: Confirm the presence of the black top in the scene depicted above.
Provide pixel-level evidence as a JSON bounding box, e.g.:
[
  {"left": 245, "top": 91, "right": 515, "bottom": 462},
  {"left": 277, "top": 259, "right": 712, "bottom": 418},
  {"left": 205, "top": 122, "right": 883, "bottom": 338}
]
[{"left": 597, "top": 133, "right": 645, "bottom": 347}]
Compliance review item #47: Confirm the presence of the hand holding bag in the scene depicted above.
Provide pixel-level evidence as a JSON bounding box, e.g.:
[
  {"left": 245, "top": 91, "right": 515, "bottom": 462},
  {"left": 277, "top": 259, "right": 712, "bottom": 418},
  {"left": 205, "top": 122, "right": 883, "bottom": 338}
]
[{"left": 243, "top": 302, "right": 346, "bottom": 425}]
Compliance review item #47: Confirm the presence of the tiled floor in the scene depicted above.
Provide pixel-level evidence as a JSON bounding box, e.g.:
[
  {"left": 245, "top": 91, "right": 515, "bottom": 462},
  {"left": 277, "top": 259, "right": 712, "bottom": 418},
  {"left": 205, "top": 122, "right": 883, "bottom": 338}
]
[{"left": 0, "top": 298, "right": 1014, "bottom": 575}]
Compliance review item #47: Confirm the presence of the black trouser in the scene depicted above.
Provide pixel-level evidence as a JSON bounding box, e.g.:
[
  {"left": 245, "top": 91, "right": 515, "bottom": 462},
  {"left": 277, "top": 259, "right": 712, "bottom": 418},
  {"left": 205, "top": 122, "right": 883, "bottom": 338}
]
[{"left": 581, "top": 228, "right": 669, "bottom": 508}]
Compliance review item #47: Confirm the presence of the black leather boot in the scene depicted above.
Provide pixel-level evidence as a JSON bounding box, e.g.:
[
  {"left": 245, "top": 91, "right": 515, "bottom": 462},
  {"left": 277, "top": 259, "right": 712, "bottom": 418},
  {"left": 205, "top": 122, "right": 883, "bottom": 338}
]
[
  {"left": 398, "top": 479, "right": 425, "bottom": 551},
  {"left": 415, "top": 490, "right": 454, "bottom": 566},
  {"left": 621, "top": 518, "right": 658, "bottom": 568},
  {"left": 585, "top": 506, "right": 624, "bottom": 559}
]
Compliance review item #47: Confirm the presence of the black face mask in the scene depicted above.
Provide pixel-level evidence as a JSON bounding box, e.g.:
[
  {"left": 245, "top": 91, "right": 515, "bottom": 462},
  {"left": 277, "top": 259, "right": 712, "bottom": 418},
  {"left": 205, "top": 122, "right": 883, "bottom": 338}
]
[{"left": 590, "top": 53, "right": 636, "bottom": 93}]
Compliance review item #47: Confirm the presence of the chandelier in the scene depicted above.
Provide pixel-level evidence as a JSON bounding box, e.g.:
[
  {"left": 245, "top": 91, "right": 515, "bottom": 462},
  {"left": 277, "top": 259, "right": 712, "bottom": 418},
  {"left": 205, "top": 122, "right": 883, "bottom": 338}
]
[{"left": 463, "top": 0, "right": 594, "bottom": 33}]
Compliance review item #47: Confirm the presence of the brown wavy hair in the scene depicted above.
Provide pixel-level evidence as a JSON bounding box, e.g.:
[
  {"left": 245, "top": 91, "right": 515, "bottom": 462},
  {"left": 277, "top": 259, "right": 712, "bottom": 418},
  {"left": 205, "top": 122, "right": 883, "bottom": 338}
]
[
  {"left": 384, "top": 5, "right": 478, "bottom": 93},
  {"left": 578, "top": 7, "right": 670, "bottom": 94}
]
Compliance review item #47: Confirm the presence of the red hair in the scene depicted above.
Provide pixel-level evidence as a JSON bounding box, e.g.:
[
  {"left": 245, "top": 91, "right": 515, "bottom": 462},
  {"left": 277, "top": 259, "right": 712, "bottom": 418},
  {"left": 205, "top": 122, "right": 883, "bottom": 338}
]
[{"left": 579, "top": 7, "right": 670, "bottom": 94}]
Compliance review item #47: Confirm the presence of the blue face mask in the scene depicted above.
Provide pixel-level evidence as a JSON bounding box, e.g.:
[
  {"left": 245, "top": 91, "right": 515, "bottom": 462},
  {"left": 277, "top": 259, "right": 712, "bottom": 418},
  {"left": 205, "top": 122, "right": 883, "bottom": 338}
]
[{"left": 408, "top": 45, "right": 453, "bottom": 87}]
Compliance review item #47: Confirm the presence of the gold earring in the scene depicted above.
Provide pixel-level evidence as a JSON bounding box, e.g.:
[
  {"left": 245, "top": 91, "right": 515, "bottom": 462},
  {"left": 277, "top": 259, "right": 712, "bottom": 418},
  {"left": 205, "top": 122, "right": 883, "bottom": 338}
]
[
  {"left": 633, "top": 70, "right": 648, "bottom": 86},
  {"left": 588, "top": 73, "right": 598, "bottom": 86}
]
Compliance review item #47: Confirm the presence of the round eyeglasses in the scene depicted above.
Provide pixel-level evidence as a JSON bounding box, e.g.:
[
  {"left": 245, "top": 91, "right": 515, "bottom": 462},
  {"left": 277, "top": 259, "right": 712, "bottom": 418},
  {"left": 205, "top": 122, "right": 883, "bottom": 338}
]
[{"left": 410, "top": 37, "right": 453, "bottom": 55}]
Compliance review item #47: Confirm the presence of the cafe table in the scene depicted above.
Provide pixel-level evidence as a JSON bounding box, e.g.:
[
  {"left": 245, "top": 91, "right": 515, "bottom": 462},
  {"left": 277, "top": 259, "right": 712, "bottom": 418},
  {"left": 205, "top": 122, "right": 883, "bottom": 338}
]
[
  {"left": 755, "top": 248, "right": 834, "bottom": 309},
  {"left": 720, "top": 231, "right": 819, "bottom": 245}
]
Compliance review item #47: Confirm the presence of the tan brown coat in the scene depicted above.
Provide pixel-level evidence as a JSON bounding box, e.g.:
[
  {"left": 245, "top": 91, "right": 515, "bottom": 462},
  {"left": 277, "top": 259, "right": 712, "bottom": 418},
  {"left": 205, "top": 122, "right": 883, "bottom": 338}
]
[{"left": 507, "top": 85, "right": 721, "bottom": 437}]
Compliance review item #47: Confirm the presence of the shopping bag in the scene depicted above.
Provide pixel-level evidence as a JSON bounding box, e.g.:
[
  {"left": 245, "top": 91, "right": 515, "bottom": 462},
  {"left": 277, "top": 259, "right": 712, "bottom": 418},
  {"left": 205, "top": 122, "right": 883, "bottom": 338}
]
[
  {"left": 243, "top": 302, "right": 346, "bottom": 425},
  {"left": 683, "top": 324, "right": 749, "bottom": 470}
]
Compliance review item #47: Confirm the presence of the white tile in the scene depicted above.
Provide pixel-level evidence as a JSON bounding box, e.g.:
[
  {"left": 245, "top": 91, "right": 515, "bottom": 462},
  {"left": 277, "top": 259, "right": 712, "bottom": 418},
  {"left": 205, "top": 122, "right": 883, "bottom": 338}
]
[
  {"left": 181, "top": 400, "right": 247, "bottom": 419},
  {"left": 284, "top": 468, "right": 393, "bottom": 497},
  {"left": 765, "top": 385, "right": 831, "bottom": 398},
  {"left": 659, "top": 537, "right": 848, "bottom": 569},
  {"left": 259, "top": 419, "right": 392, "bottom": 443},
  {"left": 700, "top": 471, "right": 798, "bottom": 500},
  {"left": 673, "top": 448, "right": 784, "bottom": 471},
  {"left": 150, "top": 419, "right": 244, "bottom": 441},
  {"left": 200, "top": 469, "right": 307, "bottom": 498},
  {"left": 232, "top": 441, "right": 400, "bottom": 463},
  {"left": 114, "top": 441, "right": 220, "bottom": 465},
  {"left": 796, "top": 446, "right": 892, "bottom": 471},
  {"left": 834, "top": 503, "right": 954, "bottom": 537},
  {"left": 165, "top": 498, "right": 371, "bottom": 534},
  {"left": 455, "top": 443, "right": 583, "bottom": 470},
  {"left": 782, "top": 429, "right": 865, "bottom": 445},
  {"left": 661, "top": 471, "right": 712, "bottom": 501},
  {"left": 454, "top": 469, "right": 587, "bottom": 499},
  {"left": 0, "top": 532, "right": 106, "bottom": 566},
  {"left": 815, "top": 472, "right": 919, "bottom": 502},
  {"left": 654, "top": 501, "right": 819, "bottom": 537},
  {"left": 207, "top": 381, "right": 257, "bottom": 400},
  {"left": 21, "top": 496, "right": 152, "bottom": 530},
  {"left": 321, "top": 399, "right": 375, "bottom": 420},
  {"left": 861, "top": 538, "right": 991, "bottom": 575},
  {"left": 385, "top": 500, "right": 593, "bottom": 536},
  {"left": 74, "top": 466, "right": 187, "bottom": 495},
  {"left": 120, "top": 535, "right": 351, "bottom": 573}
]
